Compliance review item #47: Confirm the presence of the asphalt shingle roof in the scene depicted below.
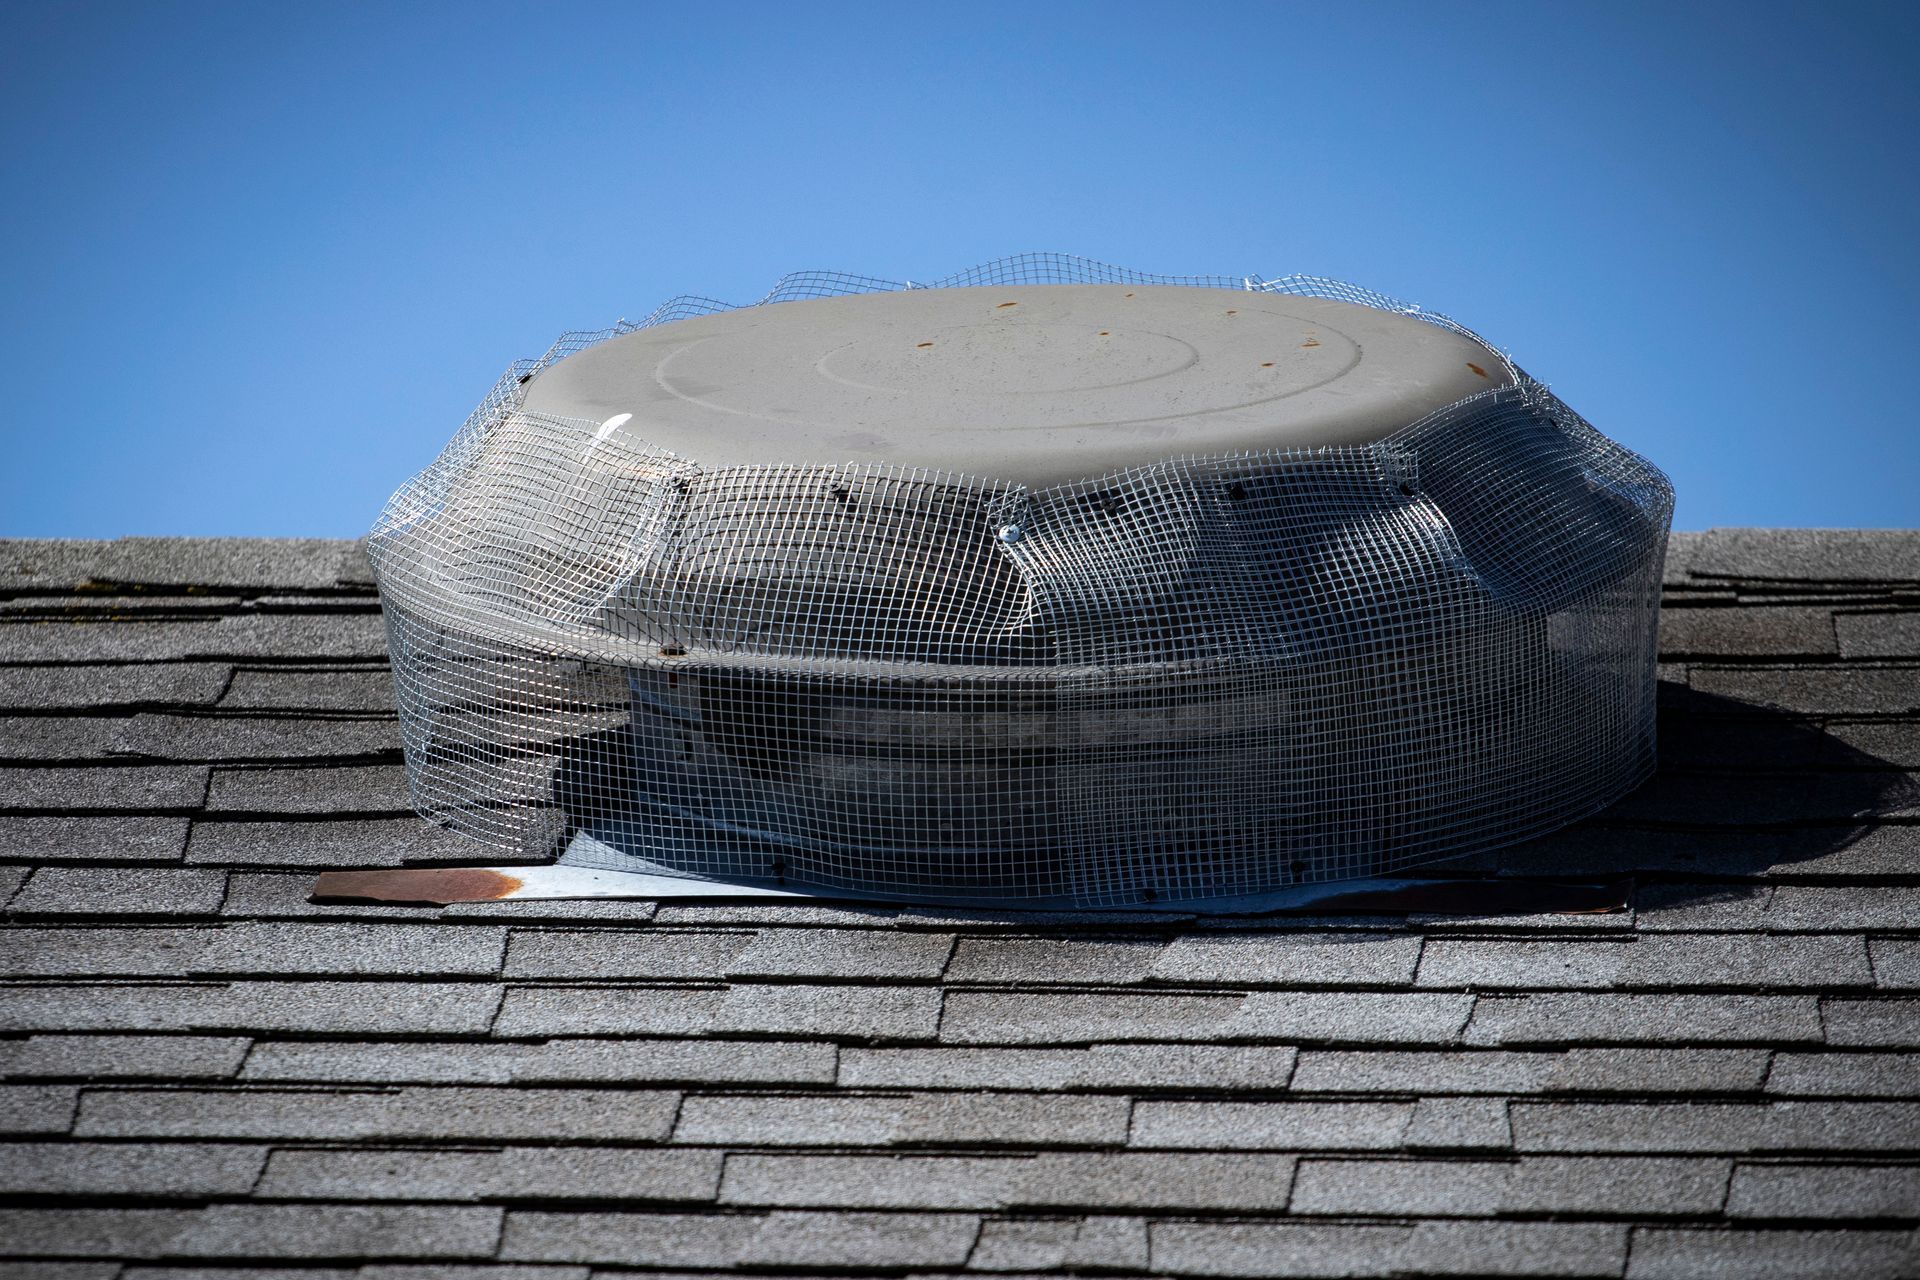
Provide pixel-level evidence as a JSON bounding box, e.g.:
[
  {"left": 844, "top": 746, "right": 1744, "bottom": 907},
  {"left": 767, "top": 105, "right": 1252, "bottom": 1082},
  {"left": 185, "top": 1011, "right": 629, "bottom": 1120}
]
[{"left": 1, "top": 529, "right": 1916, "bottom": 1279}]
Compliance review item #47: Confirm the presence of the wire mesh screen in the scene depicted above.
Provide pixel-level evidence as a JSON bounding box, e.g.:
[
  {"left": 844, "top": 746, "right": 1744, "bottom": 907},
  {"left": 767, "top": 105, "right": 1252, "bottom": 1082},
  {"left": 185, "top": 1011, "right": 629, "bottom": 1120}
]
[{"left": 368, "top": 255, "right": 1672, "bottom": 907}]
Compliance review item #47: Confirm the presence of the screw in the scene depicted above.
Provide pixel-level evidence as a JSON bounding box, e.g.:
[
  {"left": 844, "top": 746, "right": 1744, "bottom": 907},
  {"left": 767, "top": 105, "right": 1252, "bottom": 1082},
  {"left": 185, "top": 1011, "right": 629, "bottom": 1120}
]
[{"left": 997, "top": 524, "right": 1024, "bottom": 544}]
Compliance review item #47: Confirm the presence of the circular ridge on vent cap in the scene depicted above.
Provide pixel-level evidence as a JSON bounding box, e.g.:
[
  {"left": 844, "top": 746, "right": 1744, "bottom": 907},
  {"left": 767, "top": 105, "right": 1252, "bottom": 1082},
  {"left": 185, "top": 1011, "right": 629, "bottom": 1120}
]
[{"left": 521, "top": 284, "right": 1513, "bottom": 486}]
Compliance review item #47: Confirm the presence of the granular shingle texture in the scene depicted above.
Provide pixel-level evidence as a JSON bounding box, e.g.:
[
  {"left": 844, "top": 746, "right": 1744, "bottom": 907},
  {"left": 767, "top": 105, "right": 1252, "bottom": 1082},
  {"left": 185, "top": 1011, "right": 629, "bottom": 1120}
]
[{"left": 1, "top": 531, "right": 1917, "bottom": 1279}]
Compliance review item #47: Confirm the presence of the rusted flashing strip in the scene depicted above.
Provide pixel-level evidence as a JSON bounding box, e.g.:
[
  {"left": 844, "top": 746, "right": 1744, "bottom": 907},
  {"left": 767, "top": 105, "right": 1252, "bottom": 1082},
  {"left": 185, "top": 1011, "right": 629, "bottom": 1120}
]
[{"left": 311, "top": 867, "right": 526, "bottom": 905}]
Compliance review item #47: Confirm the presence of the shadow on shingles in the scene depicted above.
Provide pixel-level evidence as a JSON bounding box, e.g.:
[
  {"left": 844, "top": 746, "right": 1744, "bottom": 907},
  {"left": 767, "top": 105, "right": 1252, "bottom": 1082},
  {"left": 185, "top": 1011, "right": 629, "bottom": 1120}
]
[
  {"left": 533, "top": 679, "right": 1915, "bottom": 920},
  {"left": 1480, "top": 680, "right": 1919, "bottom": 914}
]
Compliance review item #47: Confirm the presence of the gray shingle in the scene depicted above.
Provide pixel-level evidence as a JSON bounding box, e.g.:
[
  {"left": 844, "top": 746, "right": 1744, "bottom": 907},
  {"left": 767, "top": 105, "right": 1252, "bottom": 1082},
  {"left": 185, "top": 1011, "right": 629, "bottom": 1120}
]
[
  {"left": 1465, "top": 994, "right": 1823, "bottom": 1046},
  {"left": 725, "top": 928, "right": 953, "bottom": 979},
  {"left": 939, "top": 990, "right": 1469, "bottom": 1046},
  {"left": 0, "top": 816, "right": 190, "bottom": 864},
  {"left": 0, "top": 981, "right": 499, "bottom": 1036},
  {"left": 169, "top": 1204, "right": 502, "bottom": 1260},
  {"left": 71, "top": 539, "right": 372, "bottom": 591},
  {"left": 939, "top": 990, "right": 1243, "bottom": 1044},
  {"left": 1690, "top": 529, "right": 1920, "bottom": 582},
  {"left": 1830, "top": 720, "right": 1920, "bottom": 769},
  {"left": 711, "top": 983, "right": 942, "bottom": 1040},
  {"left": 1148, "top": 1220, "right": 1414, "bottom": 1278},
  {"left": 498, "top": 1211, "right": 762, "bottom": 1266},
  {"left": 0, "top": 616, "right": 387, "bottom": 664},
  {"left": 99, "top": 1269, "right": 346, "bottom": 1280},
  {"left": 1727, "top": 1163, "right": 1920, "bottom": 1219},
  {"left": 1822, "top": 999, "right": 1920, "bottom": 1047},
  {"left": 0, "top": 767, "right": 210, "bottom": 814},
  {"left": 105, "top": 715, "right": 399, "bottom": 764},
  {"left": 499, "top": 1209, "right": 979, "bottom": 1268},
  {"left": 719, "top": 1151, "right": 1295, "bottom": 1210},
  {"left": 1420, "top": 935, "right": 1873, "bottom": 991},
  {"left": 1130, "top": 1100, "right": 1411, "bottom": 1151},
  {"left": 945, "top": 936, "right": 1162, "bottom": 985},
  {"left": 490, "top": 987, "right": 726, "bottom": 1038},
  {"left": 968, "top": 1215, "right": 1150, "bottom": 1271},
  {"left": 1290, "top": 1049, "right": 1561, "bottom": 1095},
  {"left": 1402, "top": 1097, "right": 1511, "bottom": 1150},
  {"left": 0, "top": 717, "right": 121, "bottom": 761},
  {"left": 0, "top": 1085, "right": 78, "bottom": 1133},
  {"left": 1768, "top": 885, "right": 1920, "bottom": 930},
  {"left": 203, "top": 766, "right": 412, "bottom": 815},
  {"left": 501, "top": 930, "right": 754, "bottom": 980},
  {"left": 0, "top": 1034, "right": 249, "bottom": 1081},
  {"left": 0, "top": 1208, "right": 199, "bottom": 1258},
  {"left": 1625, "top": 1227, "right": 1918, "bottom": 1280},
  {"left": 1395, "top": 1221, "right": 1630, "bottom": 1277},
  {"left": 0, "top": 540, "right": 116, "bottom": 590},
  {"left": 8, "top": 867, "right": 225, "bottom": 916},
  {"left": 356, "top": 1267, "right": 586, "bottom": 1280},
  {"left": 185, "top": 819, "right": 485, "bottom": 867},
  {"left": 1600, "top": 769, "right": 1918, "bottom": 826},
  {"left": 733, "top": 1210, "right": 980, "bottom": 1268},
  {"left": 75, "top": 1085, "right": 679, "bottom": 1141},
  {"left": 1767, "top": 1052, "right": 1920, "bottom": 1098},
  {"left": 1417, "top": 939, "right": 1626, "bottom": 989},
  {"left": 1688, "top": 666, "right": 1920, "bottom": 715},
  {"left": 255, "top": 1146, "right": 723, "bottom": 1202},
  {"left": 1546, "top": 1048, "right": 1772, "bottom": 1094},
  {"left": 1632, "top": 882, "right": 1773, "bottom": 931},
  {"left": 838, "top": 1042, "right": 1296, "bottom": 1091},
  {"left": 1870, "top": 940, "right": 1920, "bottom": 988},
  {"left": 1290, "top": 1157, "right": 1510, "bottom": 1216},
  {"left": 220, "top": 668, "right": 396, "bottom": 713},
  {"left": 0, "top": 1264, "right": 123, "bottom": 1280},
  {"left": 1232, "top": 991, "right": 1475, "bottom": 1043},
  {"left": 1291, "top": 1155, "right": 1728, "bottom": 1217},
  {"left": 0, "top": 865, "right": 26, "bottom": 907},
  {"left": 1658, "top": 606, "right": 1837, "bottom": 657},
  {"left": 239, "top": 1038, "right": 836, "bottom": 1087},
  {"left": 1663, "top": 531, "right": 1705, "bottom": 582},
  {"left": 1150, "top": 933, "right": 1422, "bottom": 986},
  {"left": 1, "top": 663, "right": 230, "bottom": 711},
  {"left": 672, "top": 1090, "right": 1129, "bottom": 1147},
  {"left": 0, "top": 927, "right": 213, "bottom": 976},
  {"left": 1839, "top": 611, "right": 1920, "bottom": 659},
  {"left": 0, "top": 1141, "right": 267, "bottom": 1194},
  {"left": 190, "top": 923, "right": 507, "bottom": 977},
  {"left": 1510, "top": 1100, "right": 1920, "bottom": 1154}
]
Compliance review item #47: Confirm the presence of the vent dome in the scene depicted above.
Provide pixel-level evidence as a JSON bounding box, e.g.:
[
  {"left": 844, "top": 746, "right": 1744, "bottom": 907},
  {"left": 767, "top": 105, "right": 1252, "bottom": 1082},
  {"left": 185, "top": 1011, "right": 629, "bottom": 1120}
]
[{"left": 368, "top": 254, "right": 1673, "bottom": 908}]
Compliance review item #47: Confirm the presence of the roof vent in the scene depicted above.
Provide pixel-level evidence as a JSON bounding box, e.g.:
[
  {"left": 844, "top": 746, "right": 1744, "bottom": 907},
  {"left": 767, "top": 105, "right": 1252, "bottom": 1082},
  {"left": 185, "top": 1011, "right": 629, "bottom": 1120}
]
[{"left": 366, "top": 254, "right": 1673, "bottom": 908}]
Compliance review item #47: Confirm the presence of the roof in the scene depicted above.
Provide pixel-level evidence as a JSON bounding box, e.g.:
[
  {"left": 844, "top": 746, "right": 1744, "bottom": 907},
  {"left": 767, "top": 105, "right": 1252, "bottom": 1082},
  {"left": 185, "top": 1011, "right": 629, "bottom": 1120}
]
[{"left": 0, "top": 529, "right": 1916, "bottom": 1279}]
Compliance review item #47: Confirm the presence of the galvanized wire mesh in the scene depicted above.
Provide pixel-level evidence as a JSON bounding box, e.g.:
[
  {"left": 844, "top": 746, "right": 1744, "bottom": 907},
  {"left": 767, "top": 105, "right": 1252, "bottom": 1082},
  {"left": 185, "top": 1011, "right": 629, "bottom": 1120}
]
[{"left": 368, "top": 254, "right": 1672, "bottom": 907}]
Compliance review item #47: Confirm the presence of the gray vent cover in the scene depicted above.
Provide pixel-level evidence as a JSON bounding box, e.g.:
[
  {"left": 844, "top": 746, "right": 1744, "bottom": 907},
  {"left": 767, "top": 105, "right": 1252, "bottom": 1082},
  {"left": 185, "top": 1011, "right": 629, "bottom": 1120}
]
[{"left": 368, "top": 254, "right": 1673, "bottom": 908}]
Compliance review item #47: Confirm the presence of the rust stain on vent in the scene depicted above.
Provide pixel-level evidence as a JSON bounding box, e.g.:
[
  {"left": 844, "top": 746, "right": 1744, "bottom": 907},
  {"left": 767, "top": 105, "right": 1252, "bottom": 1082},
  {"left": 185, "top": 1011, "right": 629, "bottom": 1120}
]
[{"left": 311, "top": 868, "right": 525, "bottom": 905}]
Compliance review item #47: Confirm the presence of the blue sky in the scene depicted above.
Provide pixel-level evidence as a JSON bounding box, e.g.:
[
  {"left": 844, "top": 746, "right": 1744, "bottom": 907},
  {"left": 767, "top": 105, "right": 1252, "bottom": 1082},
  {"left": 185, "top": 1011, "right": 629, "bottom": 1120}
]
[{"left": 3, "top": 1, "right": 1915, "bottom": 536}]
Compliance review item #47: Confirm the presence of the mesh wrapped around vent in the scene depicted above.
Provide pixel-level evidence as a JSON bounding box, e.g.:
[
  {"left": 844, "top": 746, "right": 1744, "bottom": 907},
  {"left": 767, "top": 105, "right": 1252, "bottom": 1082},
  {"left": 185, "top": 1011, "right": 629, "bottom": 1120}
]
[{"left": 369, "top": 255, "right": 1673, "bottom": 907}]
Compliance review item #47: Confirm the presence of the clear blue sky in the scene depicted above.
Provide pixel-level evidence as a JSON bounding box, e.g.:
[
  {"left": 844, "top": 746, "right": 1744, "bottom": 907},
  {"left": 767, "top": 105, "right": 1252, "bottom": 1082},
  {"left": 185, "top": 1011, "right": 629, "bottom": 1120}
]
[{"left": 4, "top": 1, "right": 1915, "bottom": 536}]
